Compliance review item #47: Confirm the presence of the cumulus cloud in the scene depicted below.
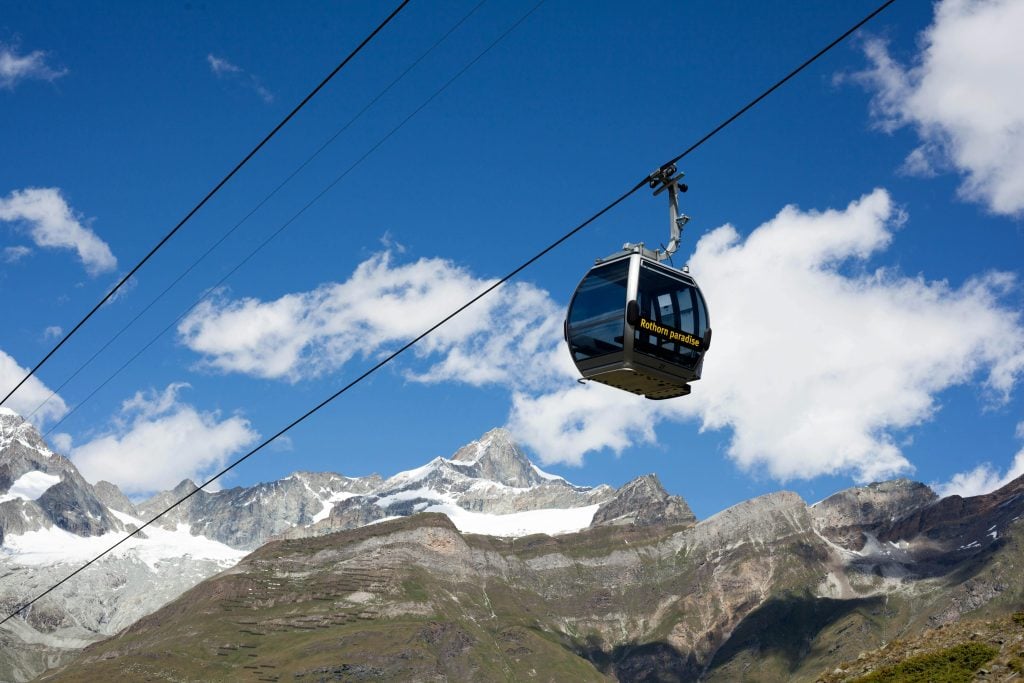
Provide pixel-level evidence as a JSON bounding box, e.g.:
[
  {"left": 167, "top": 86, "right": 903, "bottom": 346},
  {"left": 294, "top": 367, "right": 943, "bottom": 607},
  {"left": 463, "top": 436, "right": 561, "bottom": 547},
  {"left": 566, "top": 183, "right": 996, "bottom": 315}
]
[
  {"left": 935, "top": 441, "right": 1024, "bottom": 499},
  {"left": 207, "top": 54, "right": 273, "bottom": 104},
  {"left": 0, "top": 188, "right": 116, "bottom": 274},
  {"left": 0, "top": 348, "right": 68, "bottom": 426},
  {"left": 853, "top": 0, "right": 1024, "bottom": 215},
  {"left": 178, "top": 252, "right": 561, "bottom": 387},
  {"left": 69, "top": 383, "right": 258, "bottom": 496},
  {"left": 175, "top": 191, "right": 1024, "bottom": 482},
  {"left": 669, "top": 189, "right": 1023, "bottom": 481},
  {"left": 0, "top": 44, "right": 66, "bottom": 89}
]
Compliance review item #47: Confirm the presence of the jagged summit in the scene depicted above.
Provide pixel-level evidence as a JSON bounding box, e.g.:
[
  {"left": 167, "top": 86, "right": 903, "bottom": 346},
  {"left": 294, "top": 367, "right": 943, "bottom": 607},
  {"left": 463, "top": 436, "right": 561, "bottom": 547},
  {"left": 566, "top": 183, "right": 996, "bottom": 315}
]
[
  {"left": 0, "top": 406, "right": 55, "bottom": 459},
  {"left": 447, "top": 427, "right": 564, "bottom": 488}
]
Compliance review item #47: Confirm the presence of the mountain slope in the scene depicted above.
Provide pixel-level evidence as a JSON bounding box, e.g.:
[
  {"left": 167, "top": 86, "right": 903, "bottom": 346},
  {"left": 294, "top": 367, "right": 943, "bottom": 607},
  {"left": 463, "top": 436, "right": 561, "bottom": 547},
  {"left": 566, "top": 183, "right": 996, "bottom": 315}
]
[
  {"left": 0, "top": 415, "right": 684, "bottom": 681},
  {"left": 45, "top": 474, "right": 1024, "bottom": 682}
]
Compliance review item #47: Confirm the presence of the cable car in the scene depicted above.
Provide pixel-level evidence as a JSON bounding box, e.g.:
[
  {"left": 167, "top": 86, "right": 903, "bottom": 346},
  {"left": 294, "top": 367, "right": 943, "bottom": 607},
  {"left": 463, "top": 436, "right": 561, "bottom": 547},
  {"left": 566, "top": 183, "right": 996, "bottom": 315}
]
[{"left": 564, "top": 166, "right": 710, "bottom": 399}]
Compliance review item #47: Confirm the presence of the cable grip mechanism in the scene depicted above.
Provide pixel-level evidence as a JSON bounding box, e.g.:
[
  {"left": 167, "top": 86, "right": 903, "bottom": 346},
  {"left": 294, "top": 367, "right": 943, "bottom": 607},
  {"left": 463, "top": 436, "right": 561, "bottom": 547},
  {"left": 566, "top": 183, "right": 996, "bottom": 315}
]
[{"left": 648, "top": 165, "right": 689, "bottom": 262}]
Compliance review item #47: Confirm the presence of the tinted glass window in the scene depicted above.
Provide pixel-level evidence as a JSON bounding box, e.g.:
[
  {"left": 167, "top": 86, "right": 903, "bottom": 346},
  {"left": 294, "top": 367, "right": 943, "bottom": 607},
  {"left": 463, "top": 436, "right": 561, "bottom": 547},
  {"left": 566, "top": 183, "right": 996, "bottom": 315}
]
[
  {"left": 634, "top": 262, "right": 706, "bottom": 367},
  {"left": 567, "top": 261, "right": 628, "bottom": 361}
]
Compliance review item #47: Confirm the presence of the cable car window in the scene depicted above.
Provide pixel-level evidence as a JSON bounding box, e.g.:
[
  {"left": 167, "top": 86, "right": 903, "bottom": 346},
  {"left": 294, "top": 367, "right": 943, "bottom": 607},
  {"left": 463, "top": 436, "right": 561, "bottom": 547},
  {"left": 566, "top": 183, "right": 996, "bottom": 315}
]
[
  {"left": 567, "top": 260, "right": 629, "bottom": 361},
  {"left": 697, "top": 288, "right": 708, "bottom": 337},
  {"left": 634, "top": 262, "right": 706, "bottom": 367}
]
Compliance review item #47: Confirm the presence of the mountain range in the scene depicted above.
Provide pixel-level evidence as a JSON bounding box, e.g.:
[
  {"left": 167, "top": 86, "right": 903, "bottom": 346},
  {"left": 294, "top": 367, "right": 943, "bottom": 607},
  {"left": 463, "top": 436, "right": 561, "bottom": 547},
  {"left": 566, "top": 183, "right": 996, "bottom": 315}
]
[
  {"left": 3, "top": 406, "right": 1024, "bottom": 681},
  {"left": 0, "top": 408, "right": 687, "bottom": 681}
]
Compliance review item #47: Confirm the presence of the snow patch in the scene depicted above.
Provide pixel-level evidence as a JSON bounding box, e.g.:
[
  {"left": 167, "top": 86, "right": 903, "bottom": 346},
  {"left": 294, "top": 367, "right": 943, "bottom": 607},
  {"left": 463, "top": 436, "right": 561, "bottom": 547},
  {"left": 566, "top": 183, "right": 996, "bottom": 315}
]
[
  {"left": 311, "top": 491, "right": 357, "bottom": 523},
  {"left": 424, "top": 503, "right": 599, "bottom": 538},
  {"left": 375, "top": 487, "right": 456, "bottom": 509},
  {"left": 0, "top": 471, "right": 61, "bottom": 503},
  {"left": 531, "top": 463, "right": 564, "bottom": 482},
  {"left": 107, "top": 508, "right": 140, "bottom": 526},
  {"left": 387, "top": 458, "right": 444, "bottom": 486},
  {"left": 2, "top": 514, "right": 246, "bottom": 571},
  {"left": 366, "top": 515, "right": 403, "bottom": 527}
]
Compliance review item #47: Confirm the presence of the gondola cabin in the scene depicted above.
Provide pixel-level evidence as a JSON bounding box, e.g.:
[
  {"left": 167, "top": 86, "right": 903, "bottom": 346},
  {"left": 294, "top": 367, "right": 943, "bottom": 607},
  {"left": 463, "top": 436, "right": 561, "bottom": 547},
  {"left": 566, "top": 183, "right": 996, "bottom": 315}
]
[{"left": 564, "top": 246, "right": 710, "bottom": 399}]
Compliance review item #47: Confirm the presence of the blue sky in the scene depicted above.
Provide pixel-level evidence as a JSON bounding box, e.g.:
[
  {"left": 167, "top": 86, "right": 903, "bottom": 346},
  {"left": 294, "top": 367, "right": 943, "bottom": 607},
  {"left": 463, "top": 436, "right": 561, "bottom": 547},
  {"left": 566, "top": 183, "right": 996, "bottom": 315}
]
[{"left": 1, "top": 0, "right": 1022, "bottom": 519}]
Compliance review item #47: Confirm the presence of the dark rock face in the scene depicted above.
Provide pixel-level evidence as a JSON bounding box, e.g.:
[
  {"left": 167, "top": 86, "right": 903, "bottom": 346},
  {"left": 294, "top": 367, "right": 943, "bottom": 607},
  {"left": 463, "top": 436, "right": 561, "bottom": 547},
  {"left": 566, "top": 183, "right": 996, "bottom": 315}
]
[
  {"left": 877, "top": 475, "right": 1024, "bottom": 556},
  {"left": 810, "top": 479, "right": 938, "bottom": 550},
  {"left": 36, "top": 476, "right": 117, "bottom": 536},
  {"left": 0, "top": 411, "right": 123, "bottom": 538},
  {"left": 590, "top": 473, "right": 696, "bottom": 528},
  {"left": 92, "top": 480, "right": 137, "bottom": 515}
]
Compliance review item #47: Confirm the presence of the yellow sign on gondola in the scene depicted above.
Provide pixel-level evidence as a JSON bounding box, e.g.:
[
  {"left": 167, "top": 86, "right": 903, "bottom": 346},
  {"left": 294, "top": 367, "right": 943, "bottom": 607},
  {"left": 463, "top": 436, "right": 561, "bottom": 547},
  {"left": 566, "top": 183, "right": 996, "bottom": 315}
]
[{"left": 638, "top": 317, "right": 702, "bottom": 350}]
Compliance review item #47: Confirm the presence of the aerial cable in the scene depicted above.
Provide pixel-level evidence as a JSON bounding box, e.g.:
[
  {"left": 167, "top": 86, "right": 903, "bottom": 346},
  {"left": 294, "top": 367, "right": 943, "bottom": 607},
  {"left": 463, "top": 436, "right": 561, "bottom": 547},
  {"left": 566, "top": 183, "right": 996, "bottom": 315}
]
[
  {"left": 0, "top": 0, "right": 413, "bottom": 410},
  {"left": 35, "top": 0, "right": 544, "bottom": 441},
  {"left": 1, "top": 0, "right": 897, "bottom": 626},
  {"left": 20, "top": 0, "right": 492, "bottom": 427}
]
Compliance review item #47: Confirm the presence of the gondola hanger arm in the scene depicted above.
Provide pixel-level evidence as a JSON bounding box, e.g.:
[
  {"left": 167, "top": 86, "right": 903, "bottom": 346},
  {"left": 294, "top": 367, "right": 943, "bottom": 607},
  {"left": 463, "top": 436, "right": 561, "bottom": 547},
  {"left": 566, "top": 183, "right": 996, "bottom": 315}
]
[{"left": 648, "top": 165, "right": 690, "bottom": 262}]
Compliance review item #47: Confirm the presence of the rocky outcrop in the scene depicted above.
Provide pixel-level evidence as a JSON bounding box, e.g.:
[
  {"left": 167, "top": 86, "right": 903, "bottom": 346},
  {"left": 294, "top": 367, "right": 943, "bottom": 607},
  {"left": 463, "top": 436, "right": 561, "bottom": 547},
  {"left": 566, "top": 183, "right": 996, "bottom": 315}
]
[
  {"left": 590, "top": 473, "right": 695, "bottom": 528},
  {"left": 810, "top": 479, "right": 937, "bottom": 550},
  {"left": 92, "top": 480, "right": 136, "bottom": 516}
]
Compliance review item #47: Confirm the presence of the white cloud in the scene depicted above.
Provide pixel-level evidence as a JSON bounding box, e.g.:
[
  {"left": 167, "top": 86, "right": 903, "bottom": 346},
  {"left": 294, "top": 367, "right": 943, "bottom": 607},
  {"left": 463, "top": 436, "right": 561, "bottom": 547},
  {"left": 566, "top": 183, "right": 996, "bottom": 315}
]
[
  {"left": 0, "top": 44, "right": 66, "bottom": 89},
  {"left": 178, "top": 252, "right": 560, "bottom": 387},
  {"left": 672, "top": 190, "right": 1022, "bottom": 481},
  {"left": 854, "top": 0, "right": 1024, "bottom": 215},
  {"left": 207, "top": 53, "right": 274, "bottom": 104},
  {"left": 0, "top": 188, "right": 116, "bottom": 274},
  {"left": 378, "top": 231, "right": 407, "bottom": 254},
  {"left": 50, "top": 432, "right": 72, "bottom": 453},
  {"left": 2, "top": 245, "right": 31, "bottom": 263},
  {"left": 206, "top": 54, "right": 241, "bottom": 76},
  {"left": 937, "top": 420, "right": 1024, "bottom": 498},
  {"left": 42, "top": 325, "right": 62, "bottom": 340},
  {"left": 507, "top": 385, "right": 659, "bottom": 467},
  {"left": 0, "top": 348, "right": 68, "bottom": 426},
  {"left": 69, "top": 383, "right": 258, "bottom": 496},
  {"left": 934, "top": 447, "right": 1024, "bottom": 498},
  {"left": 175, "top": 191, "right": 1024, "bottom": 483}
]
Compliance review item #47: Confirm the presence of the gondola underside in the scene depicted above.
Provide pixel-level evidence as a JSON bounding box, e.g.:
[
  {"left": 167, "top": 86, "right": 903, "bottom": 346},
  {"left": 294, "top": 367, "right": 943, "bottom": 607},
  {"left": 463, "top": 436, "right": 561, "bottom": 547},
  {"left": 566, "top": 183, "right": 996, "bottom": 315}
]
[{"left": 583, "top": 365, "right": 692, "bottom": 400}]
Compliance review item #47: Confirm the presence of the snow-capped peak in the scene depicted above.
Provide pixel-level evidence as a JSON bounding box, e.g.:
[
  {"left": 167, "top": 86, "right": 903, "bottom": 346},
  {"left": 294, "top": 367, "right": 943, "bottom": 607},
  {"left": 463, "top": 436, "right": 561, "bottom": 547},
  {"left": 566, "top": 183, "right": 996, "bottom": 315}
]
[{"left": 0, "top": 408, "right": 55, "bottom": 459}]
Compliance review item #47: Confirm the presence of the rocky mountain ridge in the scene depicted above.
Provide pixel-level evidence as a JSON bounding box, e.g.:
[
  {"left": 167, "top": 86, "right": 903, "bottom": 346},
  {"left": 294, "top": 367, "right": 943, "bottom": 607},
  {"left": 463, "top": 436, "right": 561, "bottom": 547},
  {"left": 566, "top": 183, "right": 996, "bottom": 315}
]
[
  {"left": 0, "top": 411, "right": 688, "bottom": 681},
  {"left": 8, "top": 405, "right": 1023, "bottom": 681},
  {"left": 47, "top": 471, "right": 1024, "bottom": 682}
]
